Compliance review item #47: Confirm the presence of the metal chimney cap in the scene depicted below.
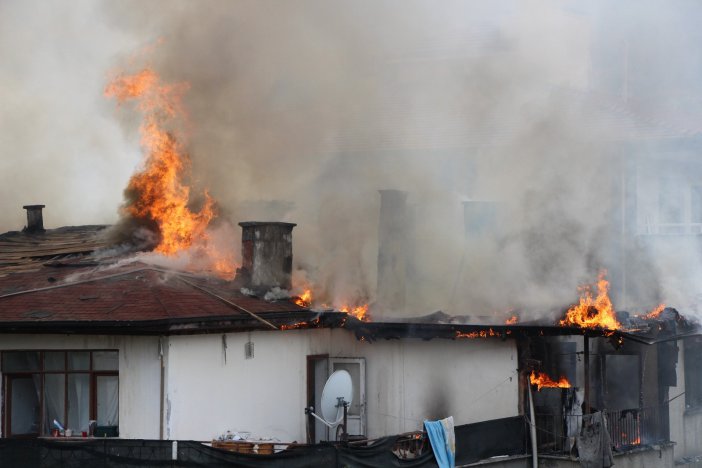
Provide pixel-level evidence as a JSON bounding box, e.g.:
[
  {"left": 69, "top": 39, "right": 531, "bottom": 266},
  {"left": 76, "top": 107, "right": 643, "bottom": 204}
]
[{"left": 23, "top": 204, "right": 45, "bottom": 210}]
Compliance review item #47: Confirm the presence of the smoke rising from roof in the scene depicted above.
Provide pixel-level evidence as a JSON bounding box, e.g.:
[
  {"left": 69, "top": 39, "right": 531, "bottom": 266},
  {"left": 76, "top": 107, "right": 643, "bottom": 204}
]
[{"left": 3, "top": 0, "right": 702, "bottom": 320}]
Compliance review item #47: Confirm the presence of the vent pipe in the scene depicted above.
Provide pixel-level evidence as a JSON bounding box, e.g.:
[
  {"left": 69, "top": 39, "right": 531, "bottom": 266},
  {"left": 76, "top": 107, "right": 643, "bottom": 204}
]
[{"left": 23, "top": 205, "right": 46, "bottom": 233}]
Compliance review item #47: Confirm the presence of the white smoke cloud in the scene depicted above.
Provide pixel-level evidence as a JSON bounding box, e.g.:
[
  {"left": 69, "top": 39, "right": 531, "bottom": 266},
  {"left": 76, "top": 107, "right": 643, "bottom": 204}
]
[{"left": 3, "top": 0, "right": 702, "bottom": 320}]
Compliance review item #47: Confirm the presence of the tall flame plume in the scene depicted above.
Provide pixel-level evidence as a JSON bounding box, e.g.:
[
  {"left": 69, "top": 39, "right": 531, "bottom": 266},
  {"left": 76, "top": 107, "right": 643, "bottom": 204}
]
[{"left": 105, "top": 68, "right": 215, "bottom": 255}]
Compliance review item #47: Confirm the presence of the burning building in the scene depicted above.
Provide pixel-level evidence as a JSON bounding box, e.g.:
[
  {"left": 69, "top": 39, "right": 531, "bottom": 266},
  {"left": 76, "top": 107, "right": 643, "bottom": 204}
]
[
  {"left": 0, "top": 202, "right": 700, "bottom": 468},
  {"left": 4, "top": 4, "right": 702, "bottom": 466}
]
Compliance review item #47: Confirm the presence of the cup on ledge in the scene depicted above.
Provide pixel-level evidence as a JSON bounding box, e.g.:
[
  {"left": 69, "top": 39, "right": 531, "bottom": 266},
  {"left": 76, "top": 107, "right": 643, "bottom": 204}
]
[
  {"left": 65, "top": 429, "right": 73, "bottom": 437},
  {"left": 82, "top": 431, "right": 87, "bottom": 438}
]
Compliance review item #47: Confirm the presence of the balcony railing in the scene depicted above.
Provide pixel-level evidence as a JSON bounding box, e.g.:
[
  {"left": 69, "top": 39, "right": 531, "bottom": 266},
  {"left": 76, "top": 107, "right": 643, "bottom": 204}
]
[{"left": 535, "top": 404, "right": 669, "bottom": 454}]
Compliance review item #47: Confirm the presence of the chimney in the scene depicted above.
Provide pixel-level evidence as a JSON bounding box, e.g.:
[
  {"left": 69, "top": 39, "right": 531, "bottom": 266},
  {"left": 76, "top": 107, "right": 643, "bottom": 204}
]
[
  {"left": 23, "top": 205, "right": 46, "bottom": 233},
  {"left": 238, "top": 222, "right": 296, "bottom": 293},
  {"left": 376, "top": 190, "right": 409, "bottom": 315}
]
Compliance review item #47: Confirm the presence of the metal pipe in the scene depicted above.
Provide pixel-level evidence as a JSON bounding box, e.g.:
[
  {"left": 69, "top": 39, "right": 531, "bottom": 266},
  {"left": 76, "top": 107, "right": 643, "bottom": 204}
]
[
  {"left": 159, "top": 336, "right": 165, "bottom": 440},
  {"left": 527, "top": 374, "right": 538, "bottom": 468}
]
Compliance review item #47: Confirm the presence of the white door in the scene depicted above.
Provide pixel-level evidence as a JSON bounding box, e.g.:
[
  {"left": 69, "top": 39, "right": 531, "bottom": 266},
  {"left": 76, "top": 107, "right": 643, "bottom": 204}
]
[{"left": 328, "top": 357, "right": 366, "bottom": 437}]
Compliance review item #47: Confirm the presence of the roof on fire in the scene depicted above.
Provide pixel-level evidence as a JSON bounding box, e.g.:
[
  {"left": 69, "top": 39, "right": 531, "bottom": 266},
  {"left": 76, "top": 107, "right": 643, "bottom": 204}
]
[
  {"left": 0, "top": 226, "right": 317, "bottom": 334},
  {"left": 0, "top": 225, "right": 698, "bottom": 344}
]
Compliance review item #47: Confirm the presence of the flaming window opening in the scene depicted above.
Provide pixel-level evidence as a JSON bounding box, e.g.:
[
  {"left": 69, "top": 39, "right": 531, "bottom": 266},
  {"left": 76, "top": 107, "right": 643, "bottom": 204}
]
[{"left": 529, "top": 370, "right": 571, "bottom": 391}]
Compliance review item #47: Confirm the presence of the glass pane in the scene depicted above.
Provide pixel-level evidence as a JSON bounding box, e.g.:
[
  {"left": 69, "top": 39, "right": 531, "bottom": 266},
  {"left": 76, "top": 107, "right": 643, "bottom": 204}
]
[
  {"left": 44, "top": 374, "right": 65, "bottom": 435},
  {"left": 3, "top": 351, "right": 40, "bottom": 372},
  {"left": 67, "top": 374, "right": 90, "bottom": 433},
  {"left": 67, "top": 352, "right": 90, "bottom": 371},
  {"left": 332, "top": 362, "right": 361, "bottom": 416},
  {"left": 44, "top": 352, "right": 65, "bottom": 371},
  {"left": 93, "top": 351, "right": 118, "bottom": 371},
  {"left": 10, "top": 376, "right": 41, "bottom": 435},
  {"left": 96, "top": 376, "right": 119, "bottom": 427}
]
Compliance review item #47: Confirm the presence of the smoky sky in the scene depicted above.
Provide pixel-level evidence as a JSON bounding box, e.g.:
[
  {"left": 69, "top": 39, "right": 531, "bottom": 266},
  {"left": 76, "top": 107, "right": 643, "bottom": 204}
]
[{"left": 3, "top": 0, "right": 702, "bottom": 318}]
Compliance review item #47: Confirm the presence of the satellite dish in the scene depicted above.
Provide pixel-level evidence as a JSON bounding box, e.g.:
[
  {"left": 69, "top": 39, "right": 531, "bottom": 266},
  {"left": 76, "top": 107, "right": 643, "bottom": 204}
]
[
  {"left": 320, "top": 370, "right": 353, "bottom": 423},
  {"left": 304, "top": 370, "right": 353, "bottom": 441}
]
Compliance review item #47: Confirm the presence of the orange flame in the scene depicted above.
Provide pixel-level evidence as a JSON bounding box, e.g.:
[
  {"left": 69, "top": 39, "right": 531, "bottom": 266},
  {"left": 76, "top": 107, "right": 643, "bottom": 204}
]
[
  {"left": 340, "top": 304, "right": 369, "bottom": 321},
  {"left": 559, "top": 271, "right": 621, "bottom": 330},
  {"left": 281, "top": 318, "right": 320, "bottom": 331},
  {"left": 529, "top": 371, "right": 571, "bottom": 391},
  {"left": 643, "top": 303, "right": 666, "bottom": 320},
  {"left": 294, "top": 289, "right": 313, "bottom": 308},
  {"left": 505, "top": 315, "right": 519, "bottom": 325},
  {"left": 105, "top": 68, "right": 215, "bottom": 255},
  {"left": 456, "top": 328, "right": 498, "bottom": 339},
  {"left": 621, "top": 432, "right": 641, "bottom": 446}
]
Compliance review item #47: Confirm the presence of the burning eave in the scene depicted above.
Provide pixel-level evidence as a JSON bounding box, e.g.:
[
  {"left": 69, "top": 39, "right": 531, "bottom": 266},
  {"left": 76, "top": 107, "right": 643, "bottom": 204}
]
[{"left": 339, "top": 316, "right": 701, "bottom": 345}]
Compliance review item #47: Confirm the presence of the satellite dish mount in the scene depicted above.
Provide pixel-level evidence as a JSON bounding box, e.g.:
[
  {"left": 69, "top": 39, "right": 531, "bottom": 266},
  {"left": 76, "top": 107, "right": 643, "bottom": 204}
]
[{"left": 305, "top": 370, "right": 353, "bottom": 442}]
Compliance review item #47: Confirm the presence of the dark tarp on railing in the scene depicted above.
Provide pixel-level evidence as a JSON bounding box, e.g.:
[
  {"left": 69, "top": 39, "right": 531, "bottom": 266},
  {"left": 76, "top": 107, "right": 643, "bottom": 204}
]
[
  {"left": 454, "top": 415, "right": 527, "bottom": 465},
  {"left": 0, "top": 416, "right": 527, "bottom": 467}
]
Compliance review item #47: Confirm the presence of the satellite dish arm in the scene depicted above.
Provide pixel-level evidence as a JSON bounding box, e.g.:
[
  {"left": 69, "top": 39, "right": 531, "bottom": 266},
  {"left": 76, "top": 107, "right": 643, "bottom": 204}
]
[
  {"left": 304, "top": 404, "right": 346, "bottom": 428},
  {"left": 306, "top": 407, "right": 337, "bottom": 428}
]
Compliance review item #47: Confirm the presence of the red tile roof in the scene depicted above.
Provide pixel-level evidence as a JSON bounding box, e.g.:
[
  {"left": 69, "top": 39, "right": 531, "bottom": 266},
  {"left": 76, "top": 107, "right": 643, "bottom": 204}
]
[
  {"left": 0, "top": 264, "right": 306, "bottom": 324},
  {"left": 0, "top": 228, "right": 310, "bottom": 332}
]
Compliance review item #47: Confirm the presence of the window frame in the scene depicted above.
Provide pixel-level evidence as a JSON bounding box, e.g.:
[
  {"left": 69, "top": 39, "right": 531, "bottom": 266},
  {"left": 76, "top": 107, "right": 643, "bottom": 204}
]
[{"left": 1, "top": 350, "right": 118, "bottom": 438}]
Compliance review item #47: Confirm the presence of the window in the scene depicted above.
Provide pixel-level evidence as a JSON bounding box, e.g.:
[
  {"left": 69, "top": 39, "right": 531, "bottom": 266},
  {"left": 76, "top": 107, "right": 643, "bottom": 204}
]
[
  {"left": 684, "top": 338, "right": 702, "bottom": 410},
  {"left": 2, "top": 350, "right": 118, "bottom": 437}
]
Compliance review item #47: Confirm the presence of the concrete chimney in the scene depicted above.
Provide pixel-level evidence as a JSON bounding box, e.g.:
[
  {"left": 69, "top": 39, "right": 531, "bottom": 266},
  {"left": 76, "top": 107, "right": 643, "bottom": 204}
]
[
  {"left": 238, "top": 222, "right": 296, "bottom": 293},
  {"left": 23, "top": 205, "right": 46, "bottom": 233},
  {"left": 376, "top": 190, "right": 408, "bottom": 315}
]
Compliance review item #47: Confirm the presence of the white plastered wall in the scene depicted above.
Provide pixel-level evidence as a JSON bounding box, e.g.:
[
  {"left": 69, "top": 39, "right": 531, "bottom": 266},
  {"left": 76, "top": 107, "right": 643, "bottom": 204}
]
[
  {"left": 165, "top": 328, "right": 519, "bottom": 441},
  {"left": 0, "top": 334, "right": 161, "bottom": 439}
]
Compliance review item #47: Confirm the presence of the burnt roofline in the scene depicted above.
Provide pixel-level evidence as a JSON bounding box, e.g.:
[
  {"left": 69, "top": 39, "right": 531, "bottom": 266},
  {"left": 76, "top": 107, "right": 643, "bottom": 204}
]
[
  {"left": 0, "top": 311, "right": 341, "bottom": 336},
  {"left": 0, "top": 311, "right": 693, "bottom": 344}
]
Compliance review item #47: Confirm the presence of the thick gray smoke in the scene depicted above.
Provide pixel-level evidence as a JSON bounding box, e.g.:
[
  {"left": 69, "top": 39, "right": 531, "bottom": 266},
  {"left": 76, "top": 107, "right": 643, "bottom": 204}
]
[{"left": 3, "top": 0, "right": 702, "bottom": 320}]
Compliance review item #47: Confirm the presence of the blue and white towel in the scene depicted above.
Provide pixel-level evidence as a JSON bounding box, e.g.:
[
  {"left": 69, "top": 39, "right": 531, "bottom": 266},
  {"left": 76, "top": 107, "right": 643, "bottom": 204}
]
[{"left": 424, "top": 416, "right": 455, "bottom": 468}]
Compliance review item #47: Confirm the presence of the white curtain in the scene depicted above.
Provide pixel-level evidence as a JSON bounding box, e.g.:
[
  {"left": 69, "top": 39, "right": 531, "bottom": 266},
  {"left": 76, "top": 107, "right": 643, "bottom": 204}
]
[
  {"left": 43, "top": 374, "right": 65, "bottom": 435},
  {"left": 97, "top": 376, "right": 119, "bottom": 427},
  {"left": 68, "top": 374, "right": 90, "bottom": 433}
]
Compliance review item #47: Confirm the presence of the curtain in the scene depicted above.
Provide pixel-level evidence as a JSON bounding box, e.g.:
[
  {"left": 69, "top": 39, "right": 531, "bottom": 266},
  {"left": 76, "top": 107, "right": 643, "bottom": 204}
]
[
  {"left": 68, "top": 375, "right": 90, "bottom": 433},
  {"left": 97, "top": 376, "right": 119, "bottom": 427},
  {"left": 43, "top": 374, "right": 65, "bottom": 435}
]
